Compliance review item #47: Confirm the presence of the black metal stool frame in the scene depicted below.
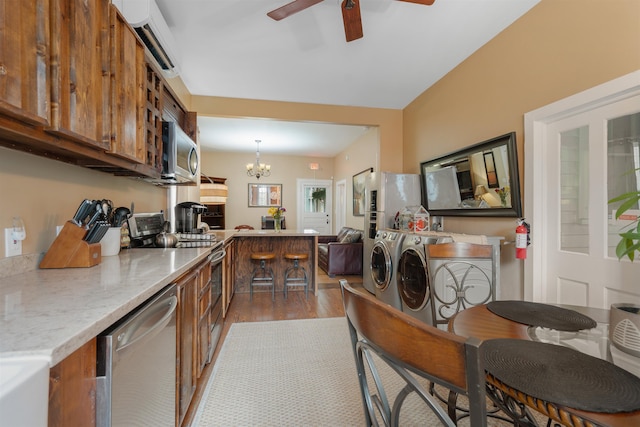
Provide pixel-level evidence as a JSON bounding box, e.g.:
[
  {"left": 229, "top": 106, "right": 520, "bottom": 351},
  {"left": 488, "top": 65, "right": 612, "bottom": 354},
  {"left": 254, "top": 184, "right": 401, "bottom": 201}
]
[
  {"left": 250, "top": 257, "right": 275, "bottom": 301},
  {"left": 283, "top": 256, "right": 308, "bottom": 299}
]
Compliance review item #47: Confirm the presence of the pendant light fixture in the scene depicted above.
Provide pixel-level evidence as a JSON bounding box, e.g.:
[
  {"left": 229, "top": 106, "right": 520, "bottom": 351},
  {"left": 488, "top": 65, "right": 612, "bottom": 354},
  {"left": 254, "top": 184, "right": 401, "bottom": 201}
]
[{"left": 246, "top": 139, "right": 271, "bottom": 179}]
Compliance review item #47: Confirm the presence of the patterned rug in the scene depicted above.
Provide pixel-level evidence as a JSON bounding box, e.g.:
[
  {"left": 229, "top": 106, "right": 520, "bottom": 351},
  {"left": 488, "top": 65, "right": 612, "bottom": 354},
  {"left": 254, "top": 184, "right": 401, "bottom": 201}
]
[{"left": 192, "top": 317, "right": 520, "bottom": 426}]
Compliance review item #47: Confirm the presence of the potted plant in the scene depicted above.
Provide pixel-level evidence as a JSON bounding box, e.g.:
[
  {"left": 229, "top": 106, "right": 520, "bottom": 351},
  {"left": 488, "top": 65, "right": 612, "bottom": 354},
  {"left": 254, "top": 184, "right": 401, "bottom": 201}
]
[
  {"left": 609, "top": 186, "right": 640, "bottom": 261},
  {"left": 608, "top": 168, "right": 640, "bottom": 358},
  {"left": 311, "top": 188, "right": 326, "bottom": 211}
]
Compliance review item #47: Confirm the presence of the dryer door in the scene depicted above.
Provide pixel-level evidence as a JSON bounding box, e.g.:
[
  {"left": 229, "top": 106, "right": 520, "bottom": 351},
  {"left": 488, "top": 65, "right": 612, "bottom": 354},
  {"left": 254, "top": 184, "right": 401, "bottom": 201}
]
[
  {"left": 370, "top": 242, "right": 392, "bottom": 291},
  {"left": 398, "top": 247, "right": 430, "bottom": 311}
]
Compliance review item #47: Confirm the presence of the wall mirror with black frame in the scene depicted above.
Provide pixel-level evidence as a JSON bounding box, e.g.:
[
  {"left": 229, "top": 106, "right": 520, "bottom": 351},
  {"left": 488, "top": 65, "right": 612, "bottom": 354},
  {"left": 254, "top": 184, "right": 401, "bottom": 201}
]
[{"left": 420, "top": 132, "right": 522, "bottom": 217}]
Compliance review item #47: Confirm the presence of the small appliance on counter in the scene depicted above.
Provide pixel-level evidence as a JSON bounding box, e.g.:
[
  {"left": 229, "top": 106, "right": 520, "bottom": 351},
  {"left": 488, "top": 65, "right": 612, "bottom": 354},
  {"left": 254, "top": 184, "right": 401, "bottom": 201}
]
[
  {"left": 128, "top": 212, "right": 215, "bottom": 248},
  {"left": 175, "top": 202, "right": 207, "bottom": 233}
]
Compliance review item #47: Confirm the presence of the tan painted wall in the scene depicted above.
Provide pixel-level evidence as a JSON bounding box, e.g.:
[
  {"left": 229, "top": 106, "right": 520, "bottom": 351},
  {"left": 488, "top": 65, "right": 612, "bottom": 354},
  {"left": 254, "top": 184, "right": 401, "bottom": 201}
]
[
  {"left": 200, "top": 151, "right": 335, "bottom": 230},
  {"left": 200, "top": 126, "right": 378, "bottom": 232},
  {"left": 402, "top": 0, "right": 640, "bottom": 299},
  {"left": 333, "top": 127, "right": 379, "bottom": 230},
  {"left": 0, "top": 147, "right": 166, "bottom": 258},
  {"left": 192, "top": 97, "right": 402, "bottom": 173}
]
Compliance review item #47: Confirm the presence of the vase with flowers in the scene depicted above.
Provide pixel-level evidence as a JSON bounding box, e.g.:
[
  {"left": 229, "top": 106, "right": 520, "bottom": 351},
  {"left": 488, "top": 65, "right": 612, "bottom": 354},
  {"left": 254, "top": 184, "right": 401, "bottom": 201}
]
[
  {"left": 268, "top": 206, "right": 286, "bottom": 232},
  {"left": 495, "top": 186, "right": 510, "bottom": 207}
]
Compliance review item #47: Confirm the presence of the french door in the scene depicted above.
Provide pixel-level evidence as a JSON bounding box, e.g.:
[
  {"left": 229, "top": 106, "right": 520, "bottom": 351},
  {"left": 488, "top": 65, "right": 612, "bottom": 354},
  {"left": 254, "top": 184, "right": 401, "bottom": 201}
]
[{"left": 525, "top": 72, "right": 640, "bottom": 308}]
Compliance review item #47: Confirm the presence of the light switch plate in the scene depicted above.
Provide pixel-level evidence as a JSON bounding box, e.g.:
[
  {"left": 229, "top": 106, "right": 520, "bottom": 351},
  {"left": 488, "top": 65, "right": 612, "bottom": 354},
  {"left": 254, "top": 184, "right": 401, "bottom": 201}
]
[{"left": 5, "top": 228, "right": 22, "bottom": 257}]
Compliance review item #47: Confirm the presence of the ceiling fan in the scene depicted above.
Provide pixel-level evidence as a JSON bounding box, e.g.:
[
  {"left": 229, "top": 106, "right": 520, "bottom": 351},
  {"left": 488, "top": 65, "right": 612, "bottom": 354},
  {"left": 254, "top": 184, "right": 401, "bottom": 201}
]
[{"left": 267, "top": 0, "right": 436, "bottom": 42}]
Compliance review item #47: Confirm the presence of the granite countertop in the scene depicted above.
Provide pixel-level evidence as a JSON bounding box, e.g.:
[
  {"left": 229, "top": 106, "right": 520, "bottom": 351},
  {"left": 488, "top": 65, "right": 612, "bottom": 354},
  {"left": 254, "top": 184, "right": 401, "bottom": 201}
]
[{"left": 0, "top": 247, "right": 211, "bottom": 366}]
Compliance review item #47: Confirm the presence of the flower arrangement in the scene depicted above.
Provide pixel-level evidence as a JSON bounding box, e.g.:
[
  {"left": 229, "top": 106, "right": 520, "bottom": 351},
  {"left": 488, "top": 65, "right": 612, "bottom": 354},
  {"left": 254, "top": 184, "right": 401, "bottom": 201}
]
[
  {"left": 495, "top": 186, "right": 510, "bottom": 206},
  {"left": 268, "top": 206, "right": 286, "bottom": 219}
]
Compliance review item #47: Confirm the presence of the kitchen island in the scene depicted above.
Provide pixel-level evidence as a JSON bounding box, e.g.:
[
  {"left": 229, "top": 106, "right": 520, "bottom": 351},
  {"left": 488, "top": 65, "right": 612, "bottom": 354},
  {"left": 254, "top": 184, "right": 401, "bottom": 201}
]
[{"left": 232, "top": 229, "right": 319, "bottom": 295}]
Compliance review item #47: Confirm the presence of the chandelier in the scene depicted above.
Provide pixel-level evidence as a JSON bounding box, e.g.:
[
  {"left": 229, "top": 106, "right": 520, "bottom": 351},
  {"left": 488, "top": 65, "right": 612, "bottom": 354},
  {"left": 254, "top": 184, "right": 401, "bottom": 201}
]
[{"left": 246, "top": 139, "right": 271, "bottom": 179}]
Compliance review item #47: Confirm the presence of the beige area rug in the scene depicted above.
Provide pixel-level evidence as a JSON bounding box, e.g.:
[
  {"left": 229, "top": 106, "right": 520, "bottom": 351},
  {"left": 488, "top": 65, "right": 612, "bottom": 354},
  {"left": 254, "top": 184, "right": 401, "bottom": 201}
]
[{"left": 192, "top": 317, "right": 522, "bottom": 426}]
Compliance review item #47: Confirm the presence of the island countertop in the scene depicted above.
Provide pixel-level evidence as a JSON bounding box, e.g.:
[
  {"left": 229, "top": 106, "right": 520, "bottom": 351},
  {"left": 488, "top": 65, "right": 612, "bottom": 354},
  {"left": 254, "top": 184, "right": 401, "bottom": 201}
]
[
  {"left": 232, "top": 229, "right": 320, "bottom": 237},
  {"left": 0, "top": 247, "right": 211, "bottom": 365}
]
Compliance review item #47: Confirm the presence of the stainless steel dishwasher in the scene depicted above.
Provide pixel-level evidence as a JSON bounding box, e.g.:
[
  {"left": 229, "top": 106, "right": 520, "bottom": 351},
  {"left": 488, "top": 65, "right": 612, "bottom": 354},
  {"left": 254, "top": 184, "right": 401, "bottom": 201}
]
[{"left": 97, "top": 284, "right": 177, "bottom": 427}]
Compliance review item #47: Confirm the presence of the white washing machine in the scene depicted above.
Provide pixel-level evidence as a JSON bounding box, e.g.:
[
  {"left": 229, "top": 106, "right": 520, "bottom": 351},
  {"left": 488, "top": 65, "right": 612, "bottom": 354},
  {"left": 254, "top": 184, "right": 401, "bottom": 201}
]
[
  {"left": 397, "top": 234, "right": 451, "bottom": 326},
  {"left": 370, "top": 230, "right": 405, "bottom": 310}
]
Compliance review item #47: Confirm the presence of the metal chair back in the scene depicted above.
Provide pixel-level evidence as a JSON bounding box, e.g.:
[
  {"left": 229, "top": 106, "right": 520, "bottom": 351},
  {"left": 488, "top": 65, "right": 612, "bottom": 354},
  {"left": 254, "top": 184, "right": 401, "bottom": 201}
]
[
  {"left": 340, "top": 280, "right": 487, "bottom": 426},
  {"left": 425, "top": 242, "right": 496, "bottom": 328}
]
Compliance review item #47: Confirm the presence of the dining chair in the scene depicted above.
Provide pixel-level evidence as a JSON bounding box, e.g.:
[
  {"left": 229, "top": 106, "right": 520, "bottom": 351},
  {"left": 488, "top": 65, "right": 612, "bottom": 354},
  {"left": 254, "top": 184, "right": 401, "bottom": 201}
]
[
  {"left": 425, "top": 242, "right": 496, "bottom": 329},
  {"left": 234, "top": 224, "right": 254, "bottom": 230},
  {"left": 340, "top": 280, "right": 487, "bottom": 426}
]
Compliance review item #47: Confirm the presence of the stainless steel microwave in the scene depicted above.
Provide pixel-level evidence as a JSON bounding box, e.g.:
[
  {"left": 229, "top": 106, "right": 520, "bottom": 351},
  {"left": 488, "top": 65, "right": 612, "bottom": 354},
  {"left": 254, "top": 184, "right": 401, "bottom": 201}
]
[{"left": 160, "top": 121, "right": 199, "bottom": 184}]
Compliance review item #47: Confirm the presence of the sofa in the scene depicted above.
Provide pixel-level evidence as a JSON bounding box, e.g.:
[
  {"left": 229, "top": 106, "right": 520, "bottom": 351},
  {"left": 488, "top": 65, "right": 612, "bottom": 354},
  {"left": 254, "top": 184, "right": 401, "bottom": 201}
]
[{"left": 317, "top": 227, "right": 363, "bottom": 277}]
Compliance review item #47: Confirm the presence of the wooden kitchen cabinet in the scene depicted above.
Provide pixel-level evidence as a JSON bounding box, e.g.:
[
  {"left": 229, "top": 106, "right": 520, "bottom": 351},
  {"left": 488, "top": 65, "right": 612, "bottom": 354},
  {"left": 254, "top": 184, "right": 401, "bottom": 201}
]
[
  {"left": 222, "top": 238, "right": 235, "bottom": 318},
  {"left": 108, "top": 6, "right": 146, "bottom": 164},
  {"left": 176, "top": 267, "right": 198, "bottom": 427},
  {"left": 197, "top": 258, "right": 212, "bottom": 379},
  {"left": 0, "top": 0, "right": 50, "bottom": 126},
  {"left": 47, "top": 0, "right": 111, "bottom": 150},
  {"left": 143, "top": 62, "right": 164, "bottom": 172},
  {"left": 0, "top": 0, "right": 193, "bottom": 179},
  {"left": 201, "top": 204, "right": 225, "bottom": 229},
  {"left": 48, "top": 338, "right": 96, "bottom": 427}
]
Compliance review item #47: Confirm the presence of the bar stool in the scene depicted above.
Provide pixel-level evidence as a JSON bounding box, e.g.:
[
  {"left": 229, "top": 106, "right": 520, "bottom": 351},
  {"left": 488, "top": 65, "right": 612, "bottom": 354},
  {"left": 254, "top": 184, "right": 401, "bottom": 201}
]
[
  {"left": 250, "top": 252, "right": 276, "bottom": 301},
  {"left": 283, "top": 253, "right": 309, "bottom": 299}
]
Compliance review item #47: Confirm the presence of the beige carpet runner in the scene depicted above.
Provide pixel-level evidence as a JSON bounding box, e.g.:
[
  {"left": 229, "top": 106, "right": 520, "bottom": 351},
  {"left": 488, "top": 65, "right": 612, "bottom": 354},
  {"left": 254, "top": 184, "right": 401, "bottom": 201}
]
[{"left": 192, "top": 317, "right": 517, "bottom": 426}]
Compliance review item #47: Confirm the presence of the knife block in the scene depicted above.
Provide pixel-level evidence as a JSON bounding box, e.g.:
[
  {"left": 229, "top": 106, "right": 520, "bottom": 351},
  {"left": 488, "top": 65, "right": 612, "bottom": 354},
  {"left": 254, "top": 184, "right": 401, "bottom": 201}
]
[{"left": 40, "top": 221, "right": 101, "bottom": 268}]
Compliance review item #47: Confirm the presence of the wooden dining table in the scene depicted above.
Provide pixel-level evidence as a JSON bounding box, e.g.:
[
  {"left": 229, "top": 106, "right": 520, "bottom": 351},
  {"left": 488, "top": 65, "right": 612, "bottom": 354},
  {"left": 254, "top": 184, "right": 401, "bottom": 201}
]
[{"left": 449, "top": 304, "right": 640, "bottom": 427}]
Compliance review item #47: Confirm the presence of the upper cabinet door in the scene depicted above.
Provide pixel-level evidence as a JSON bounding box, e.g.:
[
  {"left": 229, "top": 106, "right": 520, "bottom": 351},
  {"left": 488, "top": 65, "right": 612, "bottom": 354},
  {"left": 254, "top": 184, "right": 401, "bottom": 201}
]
[
  {"left": 48, "top": 0, "right": 110, "bottom": 150},
  {"left": 0, "top": 0, "right": 50, "bottom": 126},
  {"left": 108, "top": 6, "right": 146, "bottom": 164}
]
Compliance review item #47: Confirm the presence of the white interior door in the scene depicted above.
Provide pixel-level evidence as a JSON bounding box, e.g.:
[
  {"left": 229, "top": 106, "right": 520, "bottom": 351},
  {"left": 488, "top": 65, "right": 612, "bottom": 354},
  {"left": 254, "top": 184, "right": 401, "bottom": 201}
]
[
  {"left": 334, "top": 179, "right": 347, "bottom": 233},
  {"left": 297, "top": 179, "right": 333, "bottom": 234},
  {"left": 525, "top": 72, "right": 640, "bottom": 308}
]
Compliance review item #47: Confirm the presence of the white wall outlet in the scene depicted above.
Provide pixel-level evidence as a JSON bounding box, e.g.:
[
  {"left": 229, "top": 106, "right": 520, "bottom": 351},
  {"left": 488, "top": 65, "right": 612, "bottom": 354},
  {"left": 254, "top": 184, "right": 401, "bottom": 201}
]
[{"left": 5, "top": 228, "right": 22, "bottom": 257}]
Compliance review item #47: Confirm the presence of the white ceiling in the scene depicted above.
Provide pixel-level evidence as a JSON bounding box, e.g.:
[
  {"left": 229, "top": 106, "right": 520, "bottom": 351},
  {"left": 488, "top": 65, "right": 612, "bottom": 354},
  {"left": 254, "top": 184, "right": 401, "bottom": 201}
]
[{"left": 153, "top": 0, "right": 540, "bottom": 155}]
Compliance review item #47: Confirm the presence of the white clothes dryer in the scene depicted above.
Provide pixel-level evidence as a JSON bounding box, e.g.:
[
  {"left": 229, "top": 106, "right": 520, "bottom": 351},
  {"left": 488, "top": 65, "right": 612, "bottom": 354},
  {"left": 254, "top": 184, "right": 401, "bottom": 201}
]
[
  {"left": 397, "top": 234, "right": 451, "bottom": 326},
  {"left": 370, "top": 230, "right": 405, "bottom": 310}
]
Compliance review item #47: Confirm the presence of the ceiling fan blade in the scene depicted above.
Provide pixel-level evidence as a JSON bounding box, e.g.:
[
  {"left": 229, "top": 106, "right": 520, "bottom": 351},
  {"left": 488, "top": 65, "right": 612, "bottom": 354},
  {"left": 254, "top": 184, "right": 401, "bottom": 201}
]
[
  {"left": 267, "top": 0, "right": 324, "bottom": 21},
  {"left": 341, "top": 0, "right": 363, "bottom": 42},
  {"left": 397, "top": 0, "right": 436, "bottom": 5}
]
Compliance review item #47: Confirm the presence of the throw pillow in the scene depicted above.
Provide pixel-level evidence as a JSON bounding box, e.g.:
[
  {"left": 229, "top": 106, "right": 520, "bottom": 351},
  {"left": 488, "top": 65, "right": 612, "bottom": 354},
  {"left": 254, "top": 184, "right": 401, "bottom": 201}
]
[
  {"left": 340, "top": 230, "right": 361, "bottom": 243},
  {"left": 336, "top": 227, "right": 351, "bottom": 242}
]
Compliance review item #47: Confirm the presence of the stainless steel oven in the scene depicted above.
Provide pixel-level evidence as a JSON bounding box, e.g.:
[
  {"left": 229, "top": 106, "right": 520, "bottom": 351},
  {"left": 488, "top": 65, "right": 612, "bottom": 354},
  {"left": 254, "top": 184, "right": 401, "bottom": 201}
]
[{"left": 208, "top": 241, "right": 225, "bottom": 362}]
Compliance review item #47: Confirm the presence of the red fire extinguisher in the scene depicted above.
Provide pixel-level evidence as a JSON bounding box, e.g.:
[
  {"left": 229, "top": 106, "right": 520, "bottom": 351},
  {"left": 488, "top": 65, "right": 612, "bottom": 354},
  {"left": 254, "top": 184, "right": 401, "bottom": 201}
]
[{"left": 516, "top": 219, "right": 530, "bottom": 259}]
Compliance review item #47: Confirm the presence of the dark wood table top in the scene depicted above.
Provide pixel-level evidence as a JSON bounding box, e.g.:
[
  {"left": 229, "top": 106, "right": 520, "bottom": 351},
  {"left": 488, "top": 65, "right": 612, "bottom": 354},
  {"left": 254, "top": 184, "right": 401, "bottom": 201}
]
[{"left": 449, "top": 304, "right": 640, "bottom": 427}]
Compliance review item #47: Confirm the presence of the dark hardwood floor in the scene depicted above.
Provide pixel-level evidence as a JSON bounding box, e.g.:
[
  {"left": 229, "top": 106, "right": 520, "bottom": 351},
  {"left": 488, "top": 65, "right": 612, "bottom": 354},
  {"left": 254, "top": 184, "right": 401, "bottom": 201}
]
[{"left": 183, "top": 271, "right": 364, "bottom": 426}]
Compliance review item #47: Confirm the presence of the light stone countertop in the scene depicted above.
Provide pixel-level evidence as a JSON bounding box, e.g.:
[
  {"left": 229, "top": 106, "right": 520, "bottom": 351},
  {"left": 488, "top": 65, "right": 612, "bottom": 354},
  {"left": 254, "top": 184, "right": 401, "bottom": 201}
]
[{"left": 0, "top": 247, "right": 211, "bottom": 366}]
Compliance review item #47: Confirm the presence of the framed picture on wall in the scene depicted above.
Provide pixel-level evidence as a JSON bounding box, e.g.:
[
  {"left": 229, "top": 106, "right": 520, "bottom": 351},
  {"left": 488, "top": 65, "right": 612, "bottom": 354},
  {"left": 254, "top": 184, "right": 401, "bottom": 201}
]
[
  {"left": 352, "top": 168, "right": 373, "bottom": 216},
  {"left": 248, "top": 184, "right": 282, "bottom": 207}
]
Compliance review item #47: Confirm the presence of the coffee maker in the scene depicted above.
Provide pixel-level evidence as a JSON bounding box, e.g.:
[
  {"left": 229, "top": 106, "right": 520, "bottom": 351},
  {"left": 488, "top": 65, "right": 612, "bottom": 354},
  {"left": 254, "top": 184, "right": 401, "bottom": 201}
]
[{"left": 175, "top": 202, "right": 207, "bottom": 232}]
